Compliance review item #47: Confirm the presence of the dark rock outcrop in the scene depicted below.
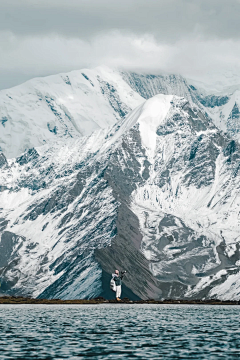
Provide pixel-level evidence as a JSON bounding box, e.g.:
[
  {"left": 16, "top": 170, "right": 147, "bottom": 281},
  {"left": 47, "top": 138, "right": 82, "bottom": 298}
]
[{"left": 0, "top": 153, "right": 7, "bottom": 168}]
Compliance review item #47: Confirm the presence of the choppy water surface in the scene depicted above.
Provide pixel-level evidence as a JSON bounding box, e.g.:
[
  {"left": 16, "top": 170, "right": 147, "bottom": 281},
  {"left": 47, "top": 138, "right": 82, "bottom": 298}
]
[{"left": 0, "top": 304, "right": 239, "bottom": 359}]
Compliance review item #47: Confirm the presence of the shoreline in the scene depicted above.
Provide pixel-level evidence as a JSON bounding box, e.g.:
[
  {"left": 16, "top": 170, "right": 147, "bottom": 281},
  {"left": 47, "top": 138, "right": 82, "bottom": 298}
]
[{"left": 0, "top": 296, "right": 239, "bottom": 305}]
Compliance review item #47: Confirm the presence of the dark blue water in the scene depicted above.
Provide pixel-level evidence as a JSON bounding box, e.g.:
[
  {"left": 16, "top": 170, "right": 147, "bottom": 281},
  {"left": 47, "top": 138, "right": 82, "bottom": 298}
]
[{"left": 0, "top": 304, "right": 239, "bottom": 359}]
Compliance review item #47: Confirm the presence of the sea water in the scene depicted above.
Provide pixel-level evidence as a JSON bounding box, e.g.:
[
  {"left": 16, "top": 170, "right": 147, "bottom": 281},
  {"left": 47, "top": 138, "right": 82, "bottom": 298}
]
[{"left": 0, "top": 304, "right": 239, "bottom": 359}]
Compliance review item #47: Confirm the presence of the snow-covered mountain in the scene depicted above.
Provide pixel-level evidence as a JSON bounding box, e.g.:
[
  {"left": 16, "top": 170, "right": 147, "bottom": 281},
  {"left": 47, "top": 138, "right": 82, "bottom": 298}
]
[
  {"left": 1, "top": 93, "right": 240, "bottom": 300},
  {"left": 1, "top": 65, "right": 240, "bottom": 159},
  {"left": 0, "top": 66, "right": 143, "bottom": 158}
]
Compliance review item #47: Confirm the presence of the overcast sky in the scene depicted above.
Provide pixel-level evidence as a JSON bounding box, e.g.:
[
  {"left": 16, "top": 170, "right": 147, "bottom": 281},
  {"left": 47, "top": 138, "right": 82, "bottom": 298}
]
[{"left": 1, "top": 0, "right": 240, "bottom": 90}]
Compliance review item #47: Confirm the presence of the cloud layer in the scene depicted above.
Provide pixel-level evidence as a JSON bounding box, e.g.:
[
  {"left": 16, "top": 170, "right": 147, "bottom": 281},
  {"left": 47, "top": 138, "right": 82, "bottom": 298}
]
[{"left": 1, "top": 0, "right": 240, "bottom": 90}]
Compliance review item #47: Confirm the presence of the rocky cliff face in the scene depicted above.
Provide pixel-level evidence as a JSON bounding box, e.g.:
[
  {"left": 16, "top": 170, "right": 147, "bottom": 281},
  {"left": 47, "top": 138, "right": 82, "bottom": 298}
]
[
  {"left": 1, "top": 94, "right": 240, "bottom": 300},
  {"left": 122, "top": 71, "right": 240, "bottom": 143}
]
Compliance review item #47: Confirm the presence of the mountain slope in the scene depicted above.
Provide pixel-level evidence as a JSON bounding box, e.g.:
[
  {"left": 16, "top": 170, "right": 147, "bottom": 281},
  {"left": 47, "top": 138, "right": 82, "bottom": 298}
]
[
  {"left": 1, "top": 94, "right": 240, "bottom": 300},
  {"left": 0, "top": 66, "right": 143, "bottom": 158}
]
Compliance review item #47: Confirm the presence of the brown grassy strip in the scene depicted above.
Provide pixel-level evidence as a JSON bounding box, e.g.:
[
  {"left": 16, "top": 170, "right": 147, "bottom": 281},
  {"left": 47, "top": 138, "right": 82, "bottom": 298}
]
[{"left": 0, "top": 296, "right": 239, "bottom": 305}]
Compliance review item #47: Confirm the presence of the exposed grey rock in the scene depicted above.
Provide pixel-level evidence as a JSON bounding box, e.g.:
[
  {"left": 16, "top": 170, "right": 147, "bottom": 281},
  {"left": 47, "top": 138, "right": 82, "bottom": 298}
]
[
  {"left": 0, "top": 153, "right": 7, "bottom": 168},
  {"left": 121, "top": 71, "right": 231, "bottom": 111},
  {"left": 97, "top": 76, "right": 131, "bottom": 118},
  {"left": 227, "top": 103, "right": 240, "bottom": 136},
  {"left": 16, "top": 148, "right": 39, "bottom": 166},
  {"left": 0, "top": 232, "right": 24, "bottom": 294}
]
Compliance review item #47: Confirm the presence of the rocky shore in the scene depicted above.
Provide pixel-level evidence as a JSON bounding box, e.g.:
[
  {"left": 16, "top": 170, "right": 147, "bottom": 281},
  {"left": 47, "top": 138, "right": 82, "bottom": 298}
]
[{"left": 0, "top": 296, "right": 239, "bottom": 305}]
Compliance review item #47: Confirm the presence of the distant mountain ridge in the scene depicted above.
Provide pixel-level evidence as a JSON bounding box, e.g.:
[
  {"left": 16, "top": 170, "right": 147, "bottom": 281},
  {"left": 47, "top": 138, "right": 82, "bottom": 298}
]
[{"left": 1, "top": 66, "right": 240, "bottom": 159}]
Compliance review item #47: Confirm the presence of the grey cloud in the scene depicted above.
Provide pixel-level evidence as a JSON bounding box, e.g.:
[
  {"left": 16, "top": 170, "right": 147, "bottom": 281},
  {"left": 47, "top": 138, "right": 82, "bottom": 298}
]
[
  {"left": 1, "top": 0, "right": 240, "bottom": 90},
  {"left": 1, "top": 0, "right": 240, "bottom": 41},
  {"left": 0, "top": 30, "right": 240, "bottom": 91}
]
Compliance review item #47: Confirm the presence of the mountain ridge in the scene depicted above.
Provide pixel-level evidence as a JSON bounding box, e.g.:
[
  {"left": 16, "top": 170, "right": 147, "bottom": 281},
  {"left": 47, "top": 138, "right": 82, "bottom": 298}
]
[{"left": 1, "top": 66, "right": 240, "bottom": 159}]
